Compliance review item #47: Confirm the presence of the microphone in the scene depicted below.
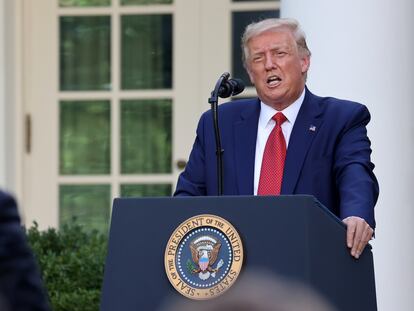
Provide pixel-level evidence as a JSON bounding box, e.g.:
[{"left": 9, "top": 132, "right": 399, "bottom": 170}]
[
  {"left": 218, "top": 78, "right": 245, "bottom": 98},
  {"left": 208, "top": 72, "right": 245, "bottom": 195}
]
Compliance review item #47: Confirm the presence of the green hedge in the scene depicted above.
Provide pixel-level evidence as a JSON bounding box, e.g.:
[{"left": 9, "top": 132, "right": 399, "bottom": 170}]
[{"left": 27, "top": 223, "right": 108, "bottom": 311}]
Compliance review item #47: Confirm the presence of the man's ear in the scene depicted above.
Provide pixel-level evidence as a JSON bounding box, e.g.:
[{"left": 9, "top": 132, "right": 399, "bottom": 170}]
[{"left": 301, "top": 55, "right": 310, "bottom": 74}]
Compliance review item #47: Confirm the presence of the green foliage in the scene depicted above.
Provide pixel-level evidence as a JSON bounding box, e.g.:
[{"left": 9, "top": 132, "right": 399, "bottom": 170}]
[
  {"left": 59, "top": 0, "right": 110, "bottom": 7},
  {"left": 27, "top": 222, "right": 108, "bottom": 311}
]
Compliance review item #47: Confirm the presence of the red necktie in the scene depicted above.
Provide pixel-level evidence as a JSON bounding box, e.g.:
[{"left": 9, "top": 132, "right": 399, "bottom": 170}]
[{"left": 258, "top": 112, "right": 287, "bottom": 195}]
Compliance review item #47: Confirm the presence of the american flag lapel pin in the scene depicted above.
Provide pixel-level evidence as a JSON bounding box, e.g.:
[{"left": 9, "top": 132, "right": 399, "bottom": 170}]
[{"left": 309, "top": 125, "right": 316, "bottom": 132}]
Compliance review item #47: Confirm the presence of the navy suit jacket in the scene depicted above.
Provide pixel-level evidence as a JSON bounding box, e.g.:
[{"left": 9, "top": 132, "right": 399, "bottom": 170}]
[
  {"left": 175, "top": 88, "right": 378, "bottom": 228},
  {"left": 0, "top": 191, "right": 50, "bottom": 311}
]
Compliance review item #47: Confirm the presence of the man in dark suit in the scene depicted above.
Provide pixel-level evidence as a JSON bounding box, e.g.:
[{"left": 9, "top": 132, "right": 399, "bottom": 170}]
[
  {"left": 175, "top": 18, "right": 378, "bottom": 259},
  {"left": 0, "top": 190, "right": 50, "bottom": 310}
]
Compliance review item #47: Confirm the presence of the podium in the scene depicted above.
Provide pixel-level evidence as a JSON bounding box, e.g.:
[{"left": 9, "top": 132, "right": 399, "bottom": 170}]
[{"left": 100, "top": 195, "right": 376, "bottom": 311}]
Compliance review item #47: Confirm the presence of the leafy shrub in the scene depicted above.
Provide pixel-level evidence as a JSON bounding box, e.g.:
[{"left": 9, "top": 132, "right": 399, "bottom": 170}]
[{"left": 27, "top": 222, "right": 108, "bottom": 311}]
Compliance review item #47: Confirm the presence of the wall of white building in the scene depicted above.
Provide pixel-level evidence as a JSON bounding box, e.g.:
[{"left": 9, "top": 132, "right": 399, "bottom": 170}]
[{"left": 281, "top": 1, "right": 414, "bottom": 310}]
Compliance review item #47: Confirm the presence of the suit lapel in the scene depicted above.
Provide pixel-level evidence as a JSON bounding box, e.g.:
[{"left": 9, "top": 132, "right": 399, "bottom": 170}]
[
  {"left": 234, "top": 99, "right": 260, "bottom": 195},
  {"left": 281, "top": 89, "right": 323, "bottom": 194}
]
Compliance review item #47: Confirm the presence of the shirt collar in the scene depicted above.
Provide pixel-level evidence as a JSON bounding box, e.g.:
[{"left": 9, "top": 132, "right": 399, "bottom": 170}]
[{"left": 259, "top": 88, "right": 306, "bottom": 128}]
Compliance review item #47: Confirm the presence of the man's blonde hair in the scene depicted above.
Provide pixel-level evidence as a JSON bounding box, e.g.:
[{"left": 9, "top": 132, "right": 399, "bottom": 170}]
[{"left": 241, "top": 18, "right": 311, "bottom": 68}]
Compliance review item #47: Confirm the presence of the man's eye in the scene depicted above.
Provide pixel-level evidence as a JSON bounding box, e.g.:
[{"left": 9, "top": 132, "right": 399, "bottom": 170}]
[
  {"left": 252, "top": 56, "right": 263, "bottom": 62},
  {"left": 274, "top": 51, "right": 287, "bottom": 56}
]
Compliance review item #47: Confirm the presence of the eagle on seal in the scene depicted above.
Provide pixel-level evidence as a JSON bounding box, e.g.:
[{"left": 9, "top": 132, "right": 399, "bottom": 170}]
[{"left": 190, "top": 236, "right": 221, "bottom": 273}]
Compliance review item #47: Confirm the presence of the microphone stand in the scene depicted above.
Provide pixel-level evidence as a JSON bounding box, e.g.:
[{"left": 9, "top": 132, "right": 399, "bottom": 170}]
[{"left": 208, "top": 72, "right": 229, "bottom": 196}]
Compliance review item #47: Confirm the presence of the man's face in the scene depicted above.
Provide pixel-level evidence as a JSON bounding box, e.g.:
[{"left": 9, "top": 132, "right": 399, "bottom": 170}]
[{"left": 246, "top": 30, "right": 310, "bottom": 110}]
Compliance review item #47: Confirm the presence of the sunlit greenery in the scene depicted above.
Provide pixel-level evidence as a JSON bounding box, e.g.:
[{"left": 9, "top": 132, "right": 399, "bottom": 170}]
[
  {"left": 59, "top": 185, "right": 111, "bottom": 233},
  {"left": 27, "top": 222, "right": 107, "bottom": 311},
  {"left": 60, "top": 16, "right": 111, "bottom": 91},
  {"left": 60, "top": 0, "right": 110, "bottom": 7},
  {"left": 122, "top": 0, "right": 172, "bottom": 4},
  {"left": 121, "top": 14, "right": 172, "bottom": 89},
  {"left": 121, "top": 184, "right": 172, "bottom": 197},
  {"left": 121, "top": 99, "right": 172, "bottom": 174},
  {"left": 60, "top": 100, "right": 111, "bottom": 175}
]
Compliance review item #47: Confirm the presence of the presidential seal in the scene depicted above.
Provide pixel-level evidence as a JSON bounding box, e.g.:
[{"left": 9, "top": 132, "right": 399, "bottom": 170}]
[{"left": 164, "top": 214, "right": 243, "bottom": 300}]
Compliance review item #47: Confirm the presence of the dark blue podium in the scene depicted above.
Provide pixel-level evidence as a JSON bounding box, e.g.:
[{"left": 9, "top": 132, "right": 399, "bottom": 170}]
[{"left": 100, "top": 195, "right": 376, "bottom": 311}]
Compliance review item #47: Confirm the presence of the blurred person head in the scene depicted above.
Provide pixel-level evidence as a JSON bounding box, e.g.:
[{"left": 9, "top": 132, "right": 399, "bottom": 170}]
[
  {"left": 242, "top": 18, "right": 311, "bottom": 111},
  {"left": 160, "top": 269, "right": 337, "bottom": 311}
]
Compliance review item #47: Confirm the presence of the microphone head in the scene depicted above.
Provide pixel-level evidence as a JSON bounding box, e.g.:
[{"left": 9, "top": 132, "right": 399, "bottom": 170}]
[
  {"left": 218, "top": 78, "right": 245, "bottom": 98},
  {"left": 228, "top": 78, "right": 245, "bottom": 96},
  {"left": 218, "top": 82, "right": 233, "bottom": 98}
]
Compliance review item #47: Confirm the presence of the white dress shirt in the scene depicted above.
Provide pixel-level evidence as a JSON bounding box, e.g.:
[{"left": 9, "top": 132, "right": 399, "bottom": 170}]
[{"left": 253, "top": 89, "right": 306, "bottom": 195}]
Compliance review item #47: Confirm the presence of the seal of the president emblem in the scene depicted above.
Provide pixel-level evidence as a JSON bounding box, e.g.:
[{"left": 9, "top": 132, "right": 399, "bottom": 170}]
[{"left": 164, "top": 214, "right": 243, "bottom": 300}]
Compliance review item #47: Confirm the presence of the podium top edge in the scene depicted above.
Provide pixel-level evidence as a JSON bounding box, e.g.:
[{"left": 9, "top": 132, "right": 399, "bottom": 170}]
[{"left": 113, "top": 194, "right": 317, "bottom": 201}]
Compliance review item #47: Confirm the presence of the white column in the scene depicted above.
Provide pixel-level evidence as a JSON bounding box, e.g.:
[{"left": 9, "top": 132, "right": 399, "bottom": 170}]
[
  {"left": 0, "top": 0, "right": 6, "bottom": 188},
  {"left": 281, "top": 1, "right": 414, "bottom": 310},
  {"left": 0, "top": 0, "right": 21, "bottom": 197}
]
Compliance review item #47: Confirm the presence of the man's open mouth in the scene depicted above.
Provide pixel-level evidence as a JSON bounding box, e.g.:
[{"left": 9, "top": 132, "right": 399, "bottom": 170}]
[{"left": 267, "top": 75, "right": 282, "bottom": 86}]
